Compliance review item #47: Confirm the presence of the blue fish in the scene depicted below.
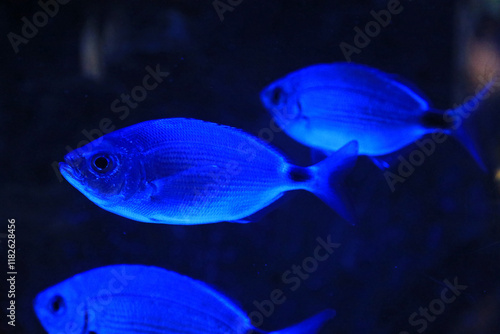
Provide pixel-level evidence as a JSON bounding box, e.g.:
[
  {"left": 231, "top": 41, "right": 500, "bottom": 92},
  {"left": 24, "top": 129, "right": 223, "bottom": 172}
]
[
  {"left": 260, "top": 62, "right": 495, "bottom": 168},
  {"left": 33, "top": 264, "right": 336, "bottom": 334},
  {"left": 59, "top": 118, "right": 358, "bottom": 224}
]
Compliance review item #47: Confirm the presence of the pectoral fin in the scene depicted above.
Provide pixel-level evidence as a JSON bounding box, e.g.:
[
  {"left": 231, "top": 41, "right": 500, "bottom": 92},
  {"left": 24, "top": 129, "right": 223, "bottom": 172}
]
[
  {"left": 146, "top": 164, "right": 230, "bottom": 224},
  {"left": 150, "top": 164, "right": 227, "bottom": 202}
]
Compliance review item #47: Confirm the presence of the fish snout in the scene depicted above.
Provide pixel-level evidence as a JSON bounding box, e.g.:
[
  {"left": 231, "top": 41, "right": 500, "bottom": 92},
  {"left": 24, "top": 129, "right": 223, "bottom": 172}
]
[
  {"left": 64, "top": 152, "right": 84, "bottom": 167},
  {"left": 59, "top": 154, "right": 85, "bottom": 181}
]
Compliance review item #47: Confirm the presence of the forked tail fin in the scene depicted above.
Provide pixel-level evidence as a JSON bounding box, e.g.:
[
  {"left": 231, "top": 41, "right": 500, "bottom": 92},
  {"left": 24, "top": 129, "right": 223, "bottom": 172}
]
[
  {"left": 448, "top": 76, "right": 498, "bottom": 170},
  {"left": 453, "top": 124, "right": 486, "bottom": 170},
  {"left": 269, "top": 309, "right": 336, "bottom": 334},
  {"left": 307, "top": 141, "right": 358, "bottom": 224}
]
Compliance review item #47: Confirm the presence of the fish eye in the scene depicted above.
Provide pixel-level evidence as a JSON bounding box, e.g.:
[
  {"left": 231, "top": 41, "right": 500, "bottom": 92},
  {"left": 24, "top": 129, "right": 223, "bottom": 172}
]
[
  {"left": 270, "top": 87, "right": 284, "bottom": 105},
  {"left": 91, "top": 154, "right": 113, "bottom": 173},
  {"left": 49, "top": 295, "right": 65, "bottom": 315}
]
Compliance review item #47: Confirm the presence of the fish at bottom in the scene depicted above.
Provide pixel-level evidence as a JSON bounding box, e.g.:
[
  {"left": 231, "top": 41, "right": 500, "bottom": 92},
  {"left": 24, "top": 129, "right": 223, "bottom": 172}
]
[{"left": 34, "top": 264, "right": 335, "bottom": 334}]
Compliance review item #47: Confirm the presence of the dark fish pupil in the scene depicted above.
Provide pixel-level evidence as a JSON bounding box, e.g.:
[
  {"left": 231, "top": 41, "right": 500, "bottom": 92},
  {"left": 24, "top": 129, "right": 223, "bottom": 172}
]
[
  {"left": 51, "top": 295, "right": 64, "bottom": 313},
  {"left": 94, "top": 156, "right": 109, "bottom": 170},
  {"left": 271, "top": 87, "right": 283, "bottom": 105}
]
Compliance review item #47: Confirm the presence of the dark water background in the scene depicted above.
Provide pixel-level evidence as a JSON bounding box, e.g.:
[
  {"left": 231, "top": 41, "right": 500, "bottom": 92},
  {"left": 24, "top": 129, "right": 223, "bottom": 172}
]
[{"left": 1, "top": 0, "right": 500, "bottom": 333}]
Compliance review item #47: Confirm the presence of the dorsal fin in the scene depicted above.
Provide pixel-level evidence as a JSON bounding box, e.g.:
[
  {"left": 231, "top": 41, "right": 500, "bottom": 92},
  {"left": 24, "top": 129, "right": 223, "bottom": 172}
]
[{"left": 335, "top": 62, "right": 431, "bottom": 110}]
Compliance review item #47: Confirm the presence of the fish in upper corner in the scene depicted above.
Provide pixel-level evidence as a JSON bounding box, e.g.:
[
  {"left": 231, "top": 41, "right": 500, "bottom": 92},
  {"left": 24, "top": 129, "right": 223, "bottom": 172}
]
[
  {"left": 33, "top": 264, "right": 336, "bottom": 334},
  {"left": 260, "top": 62, "right": 497, "bottom": 170},
  {"left": 59, "top": 118, "right": 358, "bottom": 225}
]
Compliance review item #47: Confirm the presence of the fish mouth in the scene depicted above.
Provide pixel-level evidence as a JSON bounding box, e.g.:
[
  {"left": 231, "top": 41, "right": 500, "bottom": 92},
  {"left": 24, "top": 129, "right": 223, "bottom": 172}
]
[
  {"left": 59, "top": 162, "right": 84, "bottom": 184},
  {"left": 59, "top": 162, "right": 74, "bottom": 179},
  {"left": 260, "top": 86, "right": 276, "bottom": 110},
  {"left": 32, "top": 294, "right": 56, "bottom": 333},
  {"left": 59, "top": 153, "right": 86, "bottom": 180}
]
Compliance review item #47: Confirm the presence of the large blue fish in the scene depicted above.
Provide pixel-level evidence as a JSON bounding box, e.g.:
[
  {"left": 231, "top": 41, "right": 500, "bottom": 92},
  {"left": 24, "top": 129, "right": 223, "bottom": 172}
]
[
  {"left": 33, "top": 264, "right": 335, "bottom": 334},
  {"left": 260, "top": 63, "right": 495, "bottom": 168},
  {"left": 59, "top": 118, "right": 358, "bottom": 224}
]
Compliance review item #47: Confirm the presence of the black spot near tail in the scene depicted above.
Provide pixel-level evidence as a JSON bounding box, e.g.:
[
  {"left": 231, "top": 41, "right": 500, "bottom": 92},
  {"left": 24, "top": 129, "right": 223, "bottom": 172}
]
[
  {"left": 421, "top": 111, "right": 454, "bottom": 130},
  {"left": 288, "top": 166, "right": 311, "bottom": 182}
]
